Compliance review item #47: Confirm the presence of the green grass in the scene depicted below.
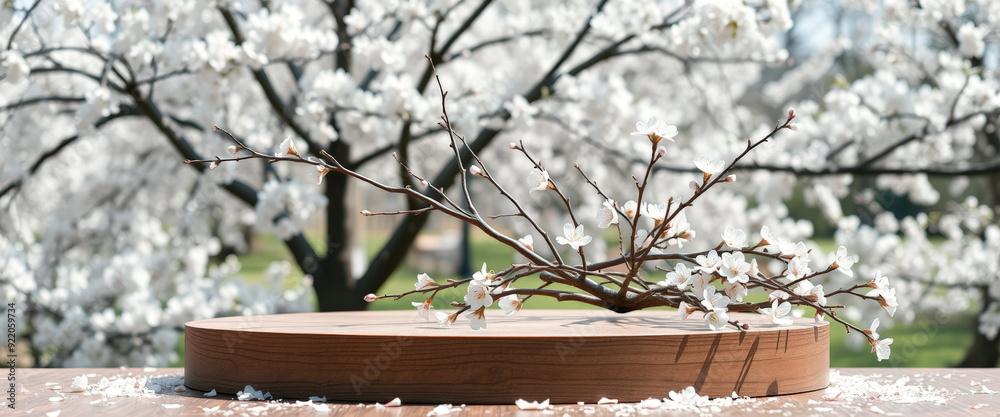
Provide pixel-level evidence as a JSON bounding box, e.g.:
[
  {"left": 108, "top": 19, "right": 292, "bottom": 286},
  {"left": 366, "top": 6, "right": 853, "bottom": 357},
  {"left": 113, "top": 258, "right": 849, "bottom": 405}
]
[{"left": 226, "top": 232, "right": 977, "bottom": 368}]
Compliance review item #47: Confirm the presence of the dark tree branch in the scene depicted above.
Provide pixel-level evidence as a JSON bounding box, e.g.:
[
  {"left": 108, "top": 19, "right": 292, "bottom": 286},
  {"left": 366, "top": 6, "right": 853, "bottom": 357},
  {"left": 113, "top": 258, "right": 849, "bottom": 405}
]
[
  {"left": 445, "top": 29, "right": 547, "bottom": 61},
  {"left": 6, "top": 0, "right": 42, "bottom": 50},
  {"left": 0, "top": 96, "right": 85, "bottom": 112},
  {"left": 0, "top": 108, "right": 139, "bottom": 200},
  {"left": 434, "top": 0, "right": 494, "bottom": 58}
]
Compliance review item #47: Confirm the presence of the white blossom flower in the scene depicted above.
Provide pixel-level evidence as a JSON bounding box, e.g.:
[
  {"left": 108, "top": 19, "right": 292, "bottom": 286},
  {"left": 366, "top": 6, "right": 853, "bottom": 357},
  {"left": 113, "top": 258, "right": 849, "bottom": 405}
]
[
  {"left": 870, "top": 270, "right": 889, "bottom": 289},
  {"left": 724, "top": 281, "right": 747, "bottom": 302},
  {"left": 957, "top": 22, "right": 988, "bottom": 57},
  {"left": 415, "top": 273, "right": 437, "bottom": 290},
  {"left": 227, "top": 145, "right": 239, "bottom": 155},
  {"left": 316, "top": 165, "right": 333, "bottom": 185},
  {"left": 435, "top": 312, "right": 455, "bottom": 328},
  {"left": 758, "top": 225, "right": 774, "bottom": 248},
  {"left": 467, "top": 308, "right": 487, "bottom": 330},
  {"left": 701, "top": 287, "right": 730, "bottom": 310},
  {"left": 659, "top": 263, "right": 693, "bottom": 291},
  {"left": 556, "top": 223, "right": 592, "bottom": 250},
  {"left": 748, "top": 258, "right": 761, "bottom": 279},
  {"left": 630, "top": 116, "right": 678, "bottom": 144},
  {"left": 693, "top": 156, "right": 725, "bottom": 181},
  {"left": 527, "top": 168, "right": 554, "bottom": 192},
  {"left": 411, "top": 299, "right": 433, "bottom": 320},
  {"left": 783, "top": 239, "right": 810, "bottom": 259},
  {"left": 868, "top": 287, "right": 898, "bottom": 317},
  {"left": 695, "top": 250, "right": 722, "bottom": 273},
  {"left": 464, "top": 281, "right": 493, "bottom": 310},
  {"left": 622, "top": 200, "right": 638, "bottom": 219},
  {"left": 863, "top": 318, "right": 881, "bottom": 340},
  {"left": 504, "top": 95, "right": 538, "bottom": 125},
  {"left": 759, "top": 299, "right": 793, "bottom": 326},
  {"left": 704, "top": 309, "right": 730, "bottom": 331},
  {"left": 469, "top": 165, "right": 483, "bottom": 176},
  {"left": 518, "top": 235, "right": 534, "bottom": 252},
  {"left": 690, "top": 272, "right": 712, "bottom": 296},
  {"left": 871, "top": 337, "right": 893, "bottom": 361},
  {"left": 472, "top": 263, "right": 493, "bottom": 283},
  {"left": 768, "top": 290, "right": 789, "bottom": 302},
  {"left": 0, "top": 50, "right": 30, "bottom": 84},
  {"left": 794, "top": 280, "right": 826, "bottom": 306},
  {"left": 641, "top": 202, "right": 667, "bottom": 226},
  {"left": 634, "top": 229, "right": 654, "bottom": 251},
  {"left": 678, "top": 301, "right": 697, "bottom": 320},
  {"left": 666, "top": 212, "right": 695, "bottom": 248},
  {"left": 784, "top": 256, "right": 812, "bottom": 280},
  {"left": 722, "top": 225, "right": 747, "bottom": 248},
  {"left": 276, "top": 135, "right": 299, "bottom": 157},
  {"left": 499, "top": 295, "right": 523, "bottom": 316},
  {"left": 677, "top": 301, "right": 698, "bottom": 320},
  {"left": 831, "top": 246, "right": 856, "bottom": 277},
  {"left": 719, "top": 252, "right": 751, "bottom": 283},
  {"left": 597, "top": 200, "right": 619, "bottom": 229}
]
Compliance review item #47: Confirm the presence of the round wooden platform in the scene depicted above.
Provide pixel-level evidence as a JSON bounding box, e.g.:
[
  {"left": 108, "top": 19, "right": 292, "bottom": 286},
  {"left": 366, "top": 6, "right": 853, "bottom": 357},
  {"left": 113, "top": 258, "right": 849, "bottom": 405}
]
[{"left": 184, "top": 310, "right": 829, "bottom": 404}]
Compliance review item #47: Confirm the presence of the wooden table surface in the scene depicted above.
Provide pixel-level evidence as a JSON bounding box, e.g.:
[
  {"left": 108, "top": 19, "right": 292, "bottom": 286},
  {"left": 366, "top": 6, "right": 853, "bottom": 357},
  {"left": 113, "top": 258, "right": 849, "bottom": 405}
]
[{"left": 10, "top": 367, "right": 1000, "bottom": 416}]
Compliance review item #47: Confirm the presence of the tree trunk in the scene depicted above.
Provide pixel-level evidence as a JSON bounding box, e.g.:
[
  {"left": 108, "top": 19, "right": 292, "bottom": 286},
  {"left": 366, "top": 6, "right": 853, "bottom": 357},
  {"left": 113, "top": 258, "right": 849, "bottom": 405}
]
[
  {"left": 315, "top": 140, "right": 358, "bottom": 312},
  {"left": 957, "top": 288, "right": 1000, "bottom": 367}
]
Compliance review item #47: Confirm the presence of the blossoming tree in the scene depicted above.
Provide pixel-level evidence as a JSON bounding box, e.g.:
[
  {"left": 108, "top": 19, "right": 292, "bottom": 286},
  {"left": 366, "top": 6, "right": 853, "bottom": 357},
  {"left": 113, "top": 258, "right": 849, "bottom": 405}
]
[{"left": 1, "top": 0, "right": 997, "bottom": 366}]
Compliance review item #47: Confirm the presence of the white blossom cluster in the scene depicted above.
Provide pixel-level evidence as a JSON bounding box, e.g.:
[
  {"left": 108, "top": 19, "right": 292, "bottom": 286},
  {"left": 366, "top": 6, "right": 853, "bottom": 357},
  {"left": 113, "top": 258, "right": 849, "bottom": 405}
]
[
  {"left": 0, "top": 0, "right": 808, "bottom": 366},
  {"left": 756, "top": 0, "right": 1000, "bottom": 344}
]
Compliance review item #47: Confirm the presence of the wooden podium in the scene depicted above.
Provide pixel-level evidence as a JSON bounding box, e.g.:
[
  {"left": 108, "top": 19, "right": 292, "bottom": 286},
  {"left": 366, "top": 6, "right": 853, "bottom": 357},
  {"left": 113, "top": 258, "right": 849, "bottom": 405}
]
[{"left": 184, "top": 310, "right": 829, "bottom": 404}]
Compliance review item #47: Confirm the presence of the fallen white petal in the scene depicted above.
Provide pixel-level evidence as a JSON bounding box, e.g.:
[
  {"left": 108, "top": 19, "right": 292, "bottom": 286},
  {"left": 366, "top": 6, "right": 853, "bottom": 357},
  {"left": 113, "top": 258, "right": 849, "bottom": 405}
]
[
  {"left": 49, "top": 396, "right": 65, "bottom": 402},
  {"left": 639, "top": 398, "right": 662, "bottom": 409},
  {"left": 67, "top": 375, "right": 88, "bottom": 393},
  {"left": 163, "top": 404, "right": 181, "bottom": 409},
  {"left": 515, "top": 398, "right": 550, "bottom": 410},
  {"left": 428, "top": 404, "right": 453, "bottom": 416},
  {"left": 46, "top": 411, "right": 61, "bottom": 417},
  {"left": 204, "top": 389, "right": 217, "bottom": 397},
  {"left": 309, "top": 395, "right": 327, "bottom": 402},
  {"left": 597, "top": 397, "right": 618, "bottom": 404},
  {"left": 385, "top": 397, "right": 402, "bottom": 407}
]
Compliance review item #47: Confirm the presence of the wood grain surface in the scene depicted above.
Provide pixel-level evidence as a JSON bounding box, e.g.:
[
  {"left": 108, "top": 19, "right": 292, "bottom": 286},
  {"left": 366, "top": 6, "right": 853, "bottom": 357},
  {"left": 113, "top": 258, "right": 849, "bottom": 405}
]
[
  {"left": 184, "top": 310, "right": 829, "bottom": 403},
  {"left": 12, "top": 368, "right": 1000, "bottom": 416}
]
